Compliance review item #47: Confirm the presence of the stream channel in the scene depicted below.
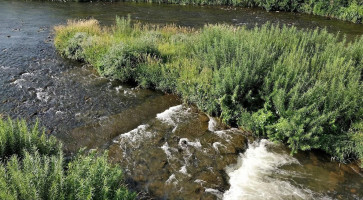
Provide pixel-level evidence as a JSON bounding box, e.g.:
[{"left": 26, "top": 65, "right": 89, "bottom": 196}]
[{"left": 0, "top": 0, "right": 362, "bottom": 199}]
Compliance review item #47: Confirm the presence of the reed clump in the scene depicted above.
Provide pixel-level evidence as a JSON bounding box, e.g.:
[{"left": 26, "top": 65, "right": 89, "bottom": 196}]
[
  {"left": 54, "top": 17, "right": 363, "bottom": 167},
  {"left": 0, "top": 118, "right": 136, "bottom": 199}
]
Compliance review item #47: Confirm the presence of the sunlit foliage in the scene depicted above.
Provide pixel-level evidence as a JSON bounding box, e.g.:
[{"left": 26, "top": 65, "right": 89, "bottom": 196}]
[{"left": 0, "top": 119, "right": 136, "bottom": 199}]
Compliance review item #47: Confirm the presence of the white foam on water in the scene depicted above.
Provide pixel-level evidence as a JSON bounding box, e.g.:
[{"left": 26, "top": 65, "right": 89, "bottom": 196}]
[
  {"left": 0, "top": 65, "right": 10, "bottom": 70},
  {"left": 55, "top": 110, "right": 65, "bottom": 115},
  {"left": 223, "top": 139, "right": 315, "bottom": 200},
  {"left": 11, "top": 79, "right": 25, "bottom": 88},
  {"left": 98, "top": 116, "right": 109, "bottom": 121},
  {"left": 178, "top": 138, "right": 204, "bottom": 168},
  {"left": 156, "top": 105, "right": 184, "bottom": 126},
  {"left": 214, "top": 130, "right": 233, "bottom": 142},
  {"left": 208, "top": 117, "right": 218, "bottom": 132},
  {"left": 115, "top": 85, "right": 123, "bottom": 92},
  {"left": 21, "top": 72, "right": 34, "bottom": 78},
  {"left": 179, "top": 166, "right": 189, "bottom": 176},
  {"left": 166, "top": 174, "right": 178, "bottom": 185},
  {"left": 98, "top": 116, "right": 110, "bottom": 127},
  {"left": 194, "top": 179, "right": 207, "bottom": 185},
  {"left": 36, "top": 92, "right": 49, "bottom": 102},
  {"left": 161, "top": 142, "right": 177, "bottom": 160},
  {"left": 212, "top": 142, "right": 226, "bottom": 152},
  {"left": 172, "top": 125, "right": 178, "bottom": 133},
  {"left": 178, "top": 138, "right": 202, "bottom": 149},
  {"left": 188, "top": 140, "right": 202, "bottom": 148},
  {"left": 205, "top": 188, "right": 223, "bottom": 199},
  {"left": 113, "top": 125, "right": 154, "bottom": 162},
  {"left": 208, "top": 116, "right": 235, "bottom": 143},
  {"left": 123, "top": 90, "right": 136, "bottom": 97},
  {"left": 36, "top": 88, "right": 50, "bottom": 102},
  {"left": 113, "top": 125, "right": 153, "bottom": 149}
]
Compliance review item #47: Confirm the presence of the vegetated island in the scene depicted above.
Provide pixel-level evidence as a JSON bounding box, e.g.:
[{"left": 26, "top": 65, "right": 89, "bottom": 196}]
[
  {"left": 54, "top": 17, "right": 363, "bottom": 168},
  {"left": 48, "top": 0, "right": 362, "bottom": 23}
]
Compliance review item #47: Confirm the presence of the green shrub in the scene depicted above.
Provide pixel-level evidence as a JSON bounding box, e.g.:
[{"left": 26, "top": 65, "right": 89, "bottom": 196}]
[
  {"left": 54, "top": 19, "right": 102, "bottom": 54},
  {"left": 64, "top": 151, "right": 136, "bottom": 200},
  {"left": 0, "top": 119, "right": 136, "bottom": 200},
  {"left": 63, "top": 32, "right": 89, "bottom": 61},
  {"left": 97, "top": 38, "right": 160, "bottom": 81},
  {"left": 0, "top": 150, "right": 65, "bottom": 200},
  {"left": 54, "top": 18, "right": 363, "bottom": 165},
  {"left": 0, "top": 151, "right": 136, "bottom": 200},
  {"left": 0, "top": 118, "right": 59, "bottom": 160},
  {"left": 348, "top": 122, "right": 363, "bottom": 168}
]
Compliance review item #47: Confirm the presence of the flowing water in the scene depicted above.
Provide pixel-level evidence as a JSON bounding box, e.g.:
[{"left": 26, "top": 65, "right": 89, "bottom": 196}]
[{"left": 0, "top": 0, "right": 362, "bottom": 199}]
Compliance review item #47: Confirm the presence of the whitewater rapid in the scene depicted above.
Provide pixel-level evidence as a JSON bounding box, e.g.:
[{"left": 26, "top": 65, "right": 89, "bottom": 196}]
[
  {"left": 112, "top": 105, "right": 337, "bottom": 200},
  {"left": 223, "top": 139, "right": 317, "bottom": 200}
]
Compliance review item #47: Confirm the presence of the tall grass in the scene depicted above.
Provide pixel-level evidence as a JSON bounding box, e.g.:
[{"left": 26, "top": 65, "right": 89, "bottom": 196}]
[
  {"left": 54, "top": 17, "right": 363, "bottom": 166},
  {"left": 0, "top": 118, "right": 136, "bottom": 199}
]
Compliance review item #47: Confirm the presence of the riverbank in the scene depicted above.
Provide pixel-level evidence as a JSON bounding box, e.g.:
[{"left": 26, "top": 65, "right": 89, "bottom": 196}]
[
  {"left": 47, "top": 0, "right": 363, "bottom": 23},
  {"left": 54, "top": 17, "right": 363, "bottom": 167}
]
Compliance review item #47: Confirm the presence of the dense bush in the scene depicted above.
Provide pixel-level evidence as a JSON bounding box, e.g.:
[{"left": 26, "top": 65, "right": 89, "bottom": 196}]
[
  {"left": 0, "top": 118, "right": 136, "bottom": 199},
  {"left": 54, "top": 17, "right": 363, "bottom": 166},
  {"left": 0, "top": 118, "right": 60, "bottom": 160},
  {"left": 298, "top": 0, "right": 363, "bottom": 23}
]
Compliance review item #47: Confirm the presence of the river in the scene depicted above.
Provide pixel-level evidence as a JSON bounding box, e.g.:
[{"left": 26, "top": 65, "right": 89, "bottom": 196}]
[{"left": 0, "top": 0, "right": 362, "bottom": 199}]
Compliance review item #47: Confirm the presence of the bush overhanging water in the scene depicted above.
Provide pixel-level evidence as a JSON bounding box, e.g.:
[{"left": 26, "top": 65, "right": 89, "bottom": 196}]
[{"left": 54, "top": 17, "right": 363, "bottom": 167}]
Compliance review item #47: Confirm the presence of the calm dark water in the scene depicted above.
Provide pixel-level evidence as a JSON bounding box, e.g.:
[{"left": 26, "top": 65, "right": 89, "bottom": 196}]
[{"left": 0, "top": 0, "right": 362, "bottom": 199}]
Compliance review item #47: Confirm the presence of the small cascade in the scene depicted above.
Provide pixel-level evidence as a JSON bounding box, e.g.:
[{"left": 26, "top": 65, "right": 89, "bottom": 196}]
[{"left": 223, "top": 139, "right": 315, "bottom": 200}]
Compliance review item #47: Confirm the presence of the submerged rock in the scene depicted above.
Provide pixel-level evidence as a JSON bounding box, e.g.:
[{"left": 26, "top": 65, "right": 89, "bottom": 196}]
[{"left": 108, "top": 105, "right": 248, "bottom": 199}]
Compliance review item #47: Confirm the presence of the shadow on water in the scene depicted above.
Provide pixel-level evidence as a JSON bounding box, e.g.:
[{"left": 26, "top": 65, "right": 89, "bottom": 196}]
[{"left": 0, "top": 0, "right": 362, "bottom": 199}]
